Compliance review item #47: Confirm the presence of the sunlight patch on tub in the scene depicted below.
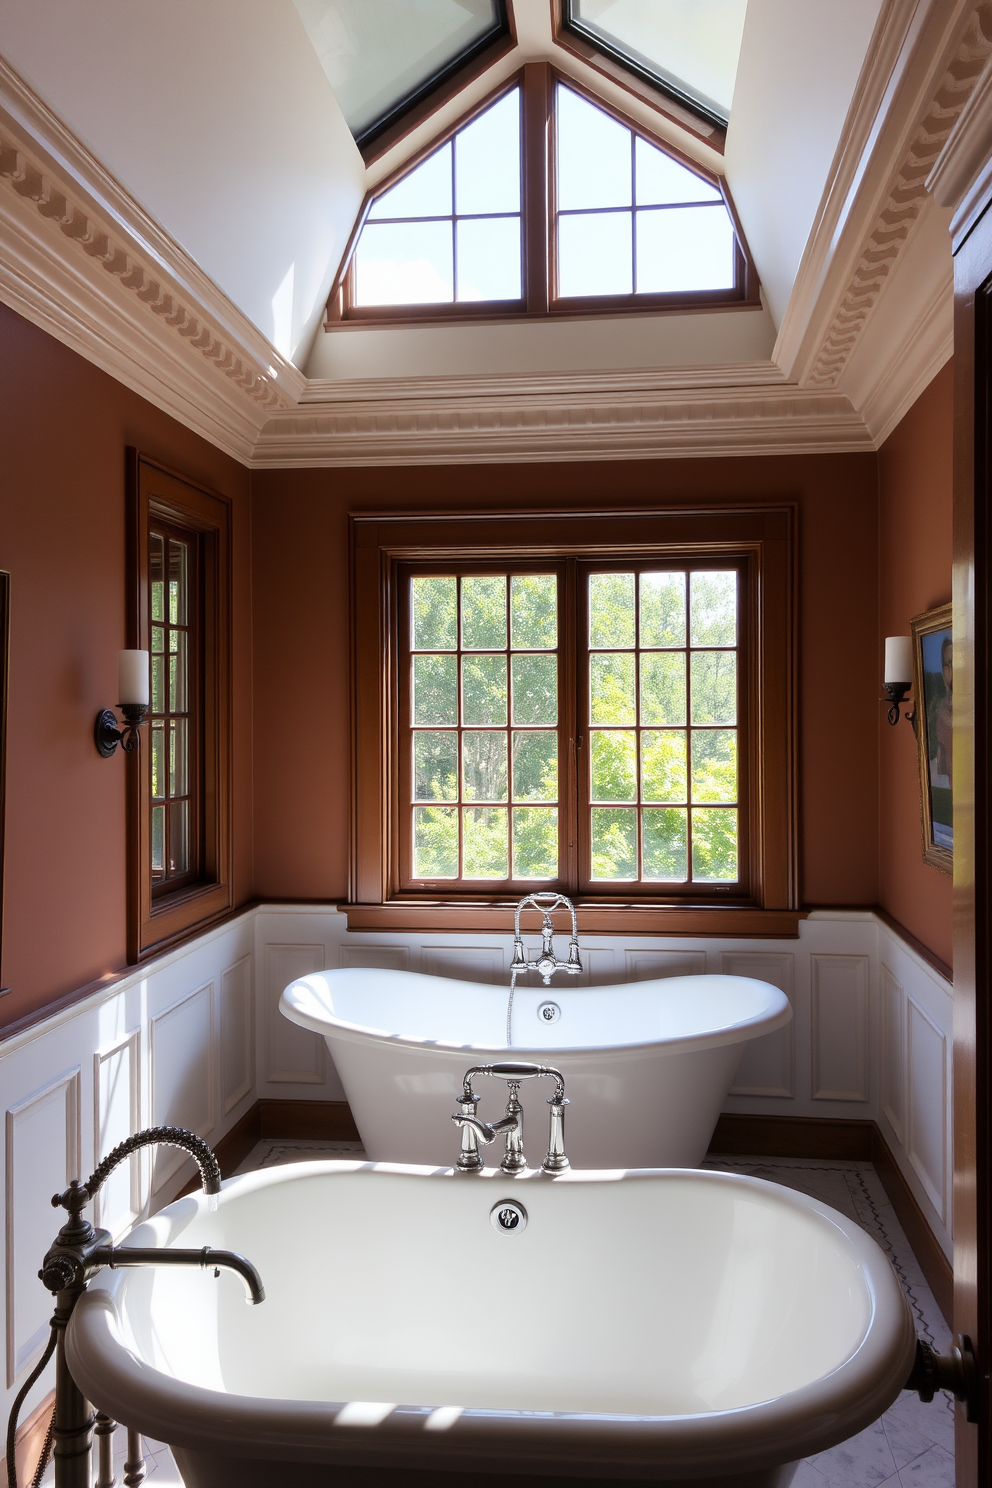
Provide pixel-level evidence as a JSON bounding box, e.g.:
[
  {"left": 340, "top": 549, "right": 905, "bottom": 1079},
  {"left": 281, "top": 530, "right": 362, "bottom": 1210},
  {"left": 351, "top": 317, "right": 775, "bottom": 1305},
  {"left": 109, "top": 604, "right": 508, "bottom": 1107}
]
[
  {"left": 335, "top": 1401, "right": 396, "bottom": 1426},
  {"left": 424, "top": 1406, "right": 463, "bottom": 1431}
]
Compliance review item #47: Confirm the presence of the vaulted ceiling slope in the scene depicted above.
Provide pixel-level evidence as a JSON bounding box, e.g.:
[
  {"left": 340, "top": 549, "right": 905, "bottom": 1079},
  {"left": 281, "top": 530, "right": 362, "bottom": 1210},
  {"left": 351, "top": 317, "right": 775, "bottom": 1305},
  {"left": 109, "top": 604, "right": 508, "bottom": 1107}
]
[{"left": 0, "top": 0, "right": 988, "bottom": 467}]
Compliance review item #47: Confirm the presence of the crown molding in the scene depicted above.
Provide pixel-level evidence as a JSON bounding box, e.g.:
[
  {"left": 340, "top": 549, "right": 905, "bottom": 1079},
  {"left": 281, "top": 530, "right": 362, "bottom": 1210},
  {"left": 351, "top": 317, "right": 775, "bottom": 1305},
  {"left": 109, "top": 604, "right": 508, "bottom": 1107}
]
[
  {"left": 0, "top": 57, "right": 304, "bottom": 465},
  {"left": 858, "top": 251, "right": 953, "bottom": 446},
  {"left": 0, "top": 23, "right": 971, "bottom": 471},
  {"left": 299, "top": 361, "right": 788, "bottom": 406},
  {"left": 252, "top": 384, "right": 872, "bottom": 467},
  {"left": 927, "top": 34, "right": 992, "bottom": 244},
  {"left": 777, "top": 0, "right": 991, "bottom": 393}
]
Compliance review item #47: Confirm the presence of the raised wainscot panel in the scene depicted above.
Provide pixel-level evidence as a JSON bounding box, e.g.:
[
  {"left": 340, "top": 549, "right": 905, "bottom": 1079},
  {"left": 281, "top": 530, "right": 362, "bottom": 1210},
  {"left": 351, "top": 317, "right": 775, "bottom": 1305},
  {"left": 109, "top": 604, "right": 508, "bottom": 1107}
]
[
  {"left": 421, "top": 946, "right": 504, "bottom": 982},
  {"left": 907, "top": 996, "right": 948, "bottom": 1222},
  {"left": 150, "top": 982, "right": 216, "bottom": 1192},
  {"left": 880, "top": 965, "right": 906, "bottom": 1143},
  {"left": 723, "top": 953, "right": 795, "bottom": 1098},
  {"left": 93, "top": 1032, "right": 140, "bottom": 1237},
  {"left": 810, "top": 955, "right": 869, "bottom": 1102},
  {"left": 624, "top": 950, "right": 707, "bottom": 981},
  {"left": 220, "top": 955, "right": 254, "bottom": 1115},
  {"left": 5, "top": 1068, "right": 81, "bottom": 1386},
  {"left": 339, "top": 945, "right": 411, "bottom": 971},
  {"left": 264, "top": 944, "right": 326, "bottom": 1084}
]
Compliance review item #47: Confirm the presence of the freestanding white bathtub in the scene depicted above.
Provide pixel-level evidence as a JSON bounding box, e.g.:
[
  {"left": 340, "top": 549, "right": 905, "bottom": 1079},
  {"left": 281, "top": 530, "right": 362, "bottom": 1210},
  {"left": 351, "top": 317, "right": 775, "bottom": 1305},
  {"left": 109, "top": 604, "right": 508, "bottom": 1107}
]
[
  {"left": 66, "top": 1161, "right": 916, "bottom": 1488},
  {"left": 280, "top": 968, "right": 792, "bottom": 1168}
]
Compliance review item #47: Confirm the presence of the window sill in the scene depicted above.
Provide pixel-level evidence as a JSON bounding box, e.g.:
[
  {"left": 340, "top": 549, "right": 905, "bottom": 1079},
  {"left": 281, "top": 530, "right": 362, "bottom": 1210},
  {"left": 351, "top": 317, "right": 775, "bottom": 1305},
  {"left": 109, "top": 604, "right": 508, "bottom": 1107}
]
[{"left": 343, "top": 902, "right": 805, "bottom": 937}]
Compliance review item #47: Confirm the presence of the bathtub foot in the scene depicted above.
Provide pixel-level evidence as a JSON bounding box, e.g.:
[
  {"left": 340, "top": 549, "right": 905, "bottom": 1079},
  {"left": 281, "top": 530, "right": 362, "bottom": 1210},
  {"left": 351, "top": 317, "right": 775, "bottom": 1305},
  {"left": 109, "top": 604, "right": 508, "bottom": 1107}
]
[
  {"left": 123, "top": 1428, "right": 145, "bottom": 1486},
  {"left": 94, "top": 1411, "right": 117, "bottom": 1487}
]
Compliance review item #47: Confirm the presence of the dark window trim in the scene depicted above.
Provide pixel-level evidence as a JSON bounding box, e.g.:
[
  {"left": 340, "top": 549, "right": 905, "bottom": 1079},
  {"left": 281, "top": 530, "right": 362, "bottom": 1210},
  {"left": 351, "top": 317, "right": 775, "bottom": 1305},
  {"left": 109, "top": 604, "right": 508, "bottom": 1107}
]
[
  {"left": 126, "top": 451, "right": 233, "bottom": 963},
  {"left": 350, "top": 506, "right": 798, "bottom": 936},
  {"left": 326, "top": 64, "right": 758, "bottom": 331},
  {"left": 550, "top": 0, "right": 727, "bottom": 153},
  {"left": 558, "top": 0, "right": 729, "bottom": 132}
]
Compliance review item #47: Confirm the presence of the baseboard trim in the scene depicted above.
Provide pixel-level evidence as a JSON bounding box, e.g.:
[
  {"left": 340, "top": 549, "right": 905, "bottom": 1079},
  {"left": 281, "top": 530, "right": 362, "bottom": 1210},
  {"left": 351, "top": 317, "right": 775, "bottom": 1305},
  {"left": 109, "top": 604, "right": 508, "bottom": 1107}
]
[
  {"left": 256, "top": 1099, "right": 361, "bottom": 1142},
  {"left": 710, "top": 1114, "right": 952, "bottom": 1326},
  {"left": 212, "top": 1100, "right": 360, "bottom": 1175}
]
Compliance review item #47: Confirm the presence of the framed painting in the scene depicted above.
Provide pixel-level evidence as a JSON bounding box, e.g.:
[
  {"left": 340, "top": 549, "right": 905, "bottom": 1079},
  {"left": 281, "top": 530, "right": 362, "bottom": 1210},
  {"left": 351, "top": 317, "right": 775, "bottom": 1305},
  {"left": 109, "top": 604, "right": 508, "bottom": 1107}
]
[{"left": 911, "top": 602, "right": 953, "bottom": 873}]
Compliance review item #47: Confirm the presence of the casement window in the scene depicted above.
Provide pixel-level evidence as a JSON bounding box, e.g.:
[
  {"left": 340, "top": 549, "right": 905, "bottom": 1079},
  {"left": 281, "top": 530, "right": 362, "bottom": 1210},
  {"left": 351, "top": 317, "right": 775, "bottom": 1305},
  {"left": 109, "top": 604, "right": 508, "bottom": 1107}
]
[
  {"left": 327, "top": 64, "right": 757, "bottom": 327},
  {"left": 350, "top": 509, "right": 796, "bottom": 935},
  {"left": 127, "top": 453, "right": 232, "bottom": 961}
]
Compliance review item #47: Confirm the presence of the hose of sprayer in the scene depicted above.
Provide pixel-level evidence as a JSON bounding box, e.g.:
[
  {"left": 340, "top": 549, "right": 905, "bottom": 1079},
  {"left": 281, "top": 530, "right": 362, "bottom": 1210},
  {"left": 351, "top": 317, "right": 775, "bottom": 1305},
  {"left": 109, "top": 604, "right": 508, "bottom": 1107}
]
[{"left": 5, "top": 1321, "right": 57, "bottom": 1488}]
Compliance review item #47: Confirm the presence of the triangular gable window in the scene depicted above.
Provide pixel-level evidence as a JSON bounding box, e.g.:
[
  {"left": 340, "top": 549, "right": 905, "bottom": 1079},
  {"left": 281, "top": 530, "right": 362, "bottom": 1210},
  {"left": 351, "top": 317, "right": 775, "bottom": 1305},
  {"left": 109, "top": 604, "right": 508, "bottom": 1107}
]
[
  {"left": 328, "top": 66, "right": 756, "bottom": 325},
  {"left": 355, "top": 89, "right": 522, "bottom": 306}
]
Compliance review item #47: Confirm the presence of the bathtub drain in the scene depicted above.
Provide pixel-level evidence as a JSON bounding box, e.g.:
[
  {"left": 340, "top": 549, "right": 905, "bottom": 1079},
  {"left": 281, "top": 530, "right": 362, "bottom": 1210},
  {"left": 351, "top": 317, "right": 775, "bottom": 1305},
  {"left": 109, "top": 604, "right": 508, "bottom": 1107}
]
[{"left": 491, "top": 1200, "right": 527, "bottom": 1233}]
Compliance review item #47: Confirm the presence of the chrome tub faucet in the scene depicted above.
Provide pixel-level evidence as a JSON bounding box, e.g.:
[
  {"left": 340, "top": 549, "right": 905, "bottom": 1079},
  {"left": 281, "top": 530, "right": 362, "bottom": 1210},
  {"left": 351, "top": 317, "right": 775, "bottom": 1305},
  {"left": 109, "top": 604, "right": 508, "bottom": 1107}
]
[
  {"left": 452, "top": 1062, "right": 570, "bottom": 1174},
  {"left": 510, "top": 892, "right": 583, "bottom": 985}
]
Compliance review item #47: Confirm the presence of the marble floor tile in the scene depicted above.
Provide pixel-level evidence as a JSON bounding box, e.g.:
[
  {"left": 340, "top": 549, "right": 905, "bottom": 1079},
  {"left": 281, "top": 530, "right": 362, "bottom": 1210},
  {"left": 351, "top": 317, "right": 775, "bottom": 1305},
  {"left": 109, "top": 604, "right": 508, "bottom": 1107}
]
[
  {"left": 808, "top": 1417, "right": 898, "bottom": 1487},
  {"left": 896, "top": 1443, "right": 956, "bottom": 1487}
]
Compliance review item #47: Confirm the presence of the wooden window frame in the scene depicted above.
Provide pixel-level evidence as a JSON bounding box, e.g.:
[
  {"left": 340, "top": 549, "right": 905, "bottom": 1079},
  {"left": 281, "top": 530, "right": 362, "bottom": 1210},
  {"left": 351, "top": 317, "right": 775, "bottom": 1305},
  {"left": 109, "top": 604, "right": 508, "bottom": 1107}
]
[
  {"left": 349, "top": 506, "right": 798, "bottom": 936},
  {"left": 326, "top": 64, "right": 758, "bottom": 331},
  {"left": 126, "top": 452, "right": 233, "bottom": 962}
]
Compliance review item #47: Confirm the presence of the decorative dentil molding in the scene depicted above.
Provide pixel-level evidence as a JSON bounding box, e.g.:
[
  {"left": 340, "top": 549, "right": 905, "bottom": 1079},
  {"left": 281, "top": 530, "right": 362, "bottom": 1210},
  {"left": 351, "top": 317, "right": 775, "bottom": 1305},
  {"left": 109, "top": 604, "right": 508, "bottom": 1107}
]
[
  {"left": 806, "top": 0, "right": 992, "bottom": 389},
  {"left": 927, "top": 20, "right": 992, "bottom": 242},
  {"left": 0, "top": 57, "right": 304, "bottom": 464}
]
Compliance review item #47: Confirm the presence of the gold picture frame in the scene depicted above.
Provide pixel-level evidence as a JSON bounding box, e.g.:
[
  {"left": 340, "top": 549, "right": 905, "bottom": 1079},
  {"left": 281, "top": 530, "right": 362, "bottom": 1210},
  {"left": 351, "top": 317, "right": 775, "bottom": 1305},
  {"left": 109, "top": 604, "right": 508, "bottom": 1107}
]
[{"left": 911, "top": 602, "right": 953, "bottom": 874}]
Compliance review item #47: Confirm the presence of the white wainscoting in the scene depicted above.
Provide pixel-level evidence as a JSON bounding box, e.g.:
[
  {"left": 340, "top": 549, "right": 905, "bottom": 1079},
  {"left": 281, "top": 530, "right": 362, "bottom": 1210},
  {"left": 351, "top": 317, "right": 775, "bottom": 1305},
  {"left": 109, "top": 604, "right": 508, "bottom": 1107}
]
[
  {"left": 0, "top": 911, "right": 255, "bottom": 1429},
  {"left": 0, "top": 903, "right": 953, "bottom": 1436}
]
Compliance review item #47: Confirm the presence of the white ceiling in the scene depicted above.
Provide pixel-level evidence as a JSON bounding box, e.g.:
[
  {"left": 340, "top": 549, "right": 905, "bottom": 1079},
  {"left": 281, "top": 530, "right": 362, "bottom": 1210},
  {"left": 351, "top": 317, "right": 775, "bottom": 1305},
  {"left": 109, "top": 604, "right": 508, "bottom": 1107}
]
[{"left": 0, "top": 0, "right": 887, "bottom": 381}]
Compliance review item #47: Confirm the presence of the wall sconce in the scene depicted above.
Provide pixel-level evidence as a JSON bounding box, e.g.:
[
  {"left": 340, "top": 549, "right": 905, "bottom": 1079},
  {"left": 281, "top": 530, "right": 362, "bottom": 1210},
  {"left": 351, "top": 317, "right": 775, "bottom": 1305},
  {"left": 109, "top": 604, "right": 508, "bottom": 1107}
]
[
  {"left": 882, "top": 636, "right": 917, "bottom": 732},
  {"left": 94, "top": 650, "right": 150, "bottom": 757}
]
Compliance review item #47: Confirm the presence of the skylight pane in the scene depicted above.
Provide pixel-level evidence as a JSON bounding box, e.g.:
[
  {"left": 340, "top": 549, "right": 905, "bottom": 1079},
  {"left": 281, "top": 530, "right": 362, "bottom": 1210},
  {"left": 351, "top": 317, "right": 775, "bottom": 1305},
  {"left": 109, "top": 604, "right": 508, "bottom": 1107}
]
[
  {"left": 456, "top": 217, "right": 521, "bottom": 300},
  {"left": 636, "top": 206, "right": 735, "bottom": 293},
  {"left": 559, "top": 212, "right": 632, "bottom": 297},
  {"left": 368, "top": 143, "right": 452, "bottom": 220},
  {"left": 569, "top": 0, "right": 746, "bottom": 121},
  {"left": 294, "top": 0, "right": 505, "bottom": 141},
  {"left": 455, "top": 90, "right": 521, "bottom": 216},
  {"left": 557, "top": 86, "right": 632, "bottom": 211},
  {"left": 635, "top": 138, "right": 721, "bottom": 206},
  {"left": 354, "top": 221, "right": 454, "bottom": 304}
]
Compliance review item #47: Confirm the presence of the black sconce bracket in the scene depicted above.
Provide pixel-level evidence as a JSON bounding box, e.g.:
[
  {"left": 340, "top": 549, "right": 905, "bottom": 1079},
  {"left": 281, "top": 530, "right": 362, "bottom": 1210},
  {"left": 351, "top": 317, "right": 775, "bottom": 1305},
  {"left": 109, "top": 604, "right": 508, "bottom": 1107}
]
[
  {"left": 882, "top": 683, "right": 917, "bottom": 734},
  {"left": 94, "top": 703, "right": 148, "bottom": 758}
]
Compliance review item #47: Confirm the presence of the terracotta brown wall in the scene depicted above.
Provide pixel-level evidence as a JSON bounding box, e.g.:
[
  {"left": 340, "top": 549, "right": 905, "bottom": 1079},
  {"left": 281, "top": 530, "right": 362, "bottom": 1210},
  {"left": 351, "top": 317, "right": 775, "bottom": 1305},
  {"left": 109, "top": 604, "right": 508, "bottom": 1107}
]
[
  {"left": 251, "top": 454, "right": 880, "bottom": 908},
  {"left": 0, "top": 303, "right": 253, "bottom": 1029},
  {"left": 878, "top": 360, "right": 954, "bottom": 969}
]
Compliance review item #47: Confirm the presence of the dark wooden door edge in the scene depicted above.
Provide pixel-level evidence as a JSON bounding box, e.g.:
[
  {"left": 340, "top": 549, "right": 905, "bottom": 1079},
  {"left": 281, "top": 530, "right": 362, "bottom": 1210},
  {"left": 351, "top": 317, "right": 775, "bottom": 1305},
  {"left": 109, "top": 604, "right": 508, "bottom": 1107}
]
[{"left": 711, "top": 1113, "right": 952, "bottom": 1327}]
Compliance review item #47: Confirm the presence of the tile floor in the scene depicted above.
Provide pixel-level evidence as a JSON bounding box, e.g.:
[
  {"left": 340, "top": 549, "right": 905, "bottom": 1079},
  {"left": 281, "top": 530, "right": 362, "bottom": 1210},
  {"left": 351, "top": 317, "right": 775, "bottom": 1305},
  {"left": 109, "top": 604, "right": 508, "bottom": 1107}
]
[{"left": 40, "top": 1146, "right": 956, "bottom": 1487}]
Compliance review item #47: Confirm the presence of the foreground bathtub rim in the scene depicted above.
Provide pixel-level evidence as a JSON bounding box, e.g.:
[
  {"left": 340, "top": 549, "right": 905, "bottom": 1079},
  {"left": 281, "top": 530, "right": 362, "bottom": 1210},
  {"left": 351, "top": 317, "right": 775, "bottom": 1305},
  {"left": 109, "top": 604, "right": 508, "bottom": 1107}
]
[{"left": 66, "top": 1163, "right": 917, "bottom": 1481}]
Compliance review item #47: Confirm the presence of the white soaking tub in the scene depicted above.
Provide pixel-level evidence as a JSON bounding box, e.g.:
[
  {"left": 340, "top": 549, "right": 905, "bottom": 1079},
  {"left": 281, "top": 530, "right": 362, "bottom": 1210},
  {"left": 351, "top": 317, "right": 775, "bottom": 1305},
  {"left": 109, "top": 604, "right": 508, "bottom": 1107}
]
[
  {"left": 279, "top": 967, "right": 792, "bottom": 1168},
  {"left": 66, "top": 1162, "right": 916, "bottom": 1488}
]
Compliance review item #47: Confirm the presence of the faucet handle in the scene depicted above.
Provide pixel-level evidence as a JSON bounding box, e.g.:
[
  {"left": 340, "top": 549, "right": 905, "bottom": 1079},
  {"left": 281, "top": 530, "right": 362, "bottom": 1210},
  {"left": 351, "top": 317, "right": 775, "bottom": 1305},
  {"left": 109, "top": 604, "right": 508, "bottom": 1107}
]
[{"left": 509, "top": 937, "right": 529, "bottom": 973}]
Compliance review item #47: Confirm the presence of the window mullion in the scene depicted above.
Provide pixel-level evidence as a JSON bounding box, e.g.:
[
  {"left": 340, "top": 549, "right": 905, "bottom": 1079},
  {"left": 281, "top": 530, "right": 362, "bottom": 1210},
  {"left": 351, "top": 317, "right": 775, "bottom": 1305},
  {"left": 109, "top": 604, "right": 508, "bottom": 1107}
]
[{"left": 523, "top": 62, "right": 551, "bottom": 314}]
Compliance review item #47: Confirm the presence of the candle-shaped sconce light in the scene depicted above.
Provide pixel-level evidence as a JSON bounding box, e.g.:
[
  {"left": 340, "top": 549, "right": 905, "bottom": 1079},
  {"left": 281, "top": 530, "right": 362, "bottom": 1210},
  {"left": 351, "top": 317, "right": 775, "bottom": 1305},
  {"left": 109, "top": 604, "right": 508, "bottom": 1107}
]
[
  {"left": 882, "top": 635, "right": 916, "bottom": 731},
  {"left": 95, "top": 650, "right": 151, "bottom": 756}
]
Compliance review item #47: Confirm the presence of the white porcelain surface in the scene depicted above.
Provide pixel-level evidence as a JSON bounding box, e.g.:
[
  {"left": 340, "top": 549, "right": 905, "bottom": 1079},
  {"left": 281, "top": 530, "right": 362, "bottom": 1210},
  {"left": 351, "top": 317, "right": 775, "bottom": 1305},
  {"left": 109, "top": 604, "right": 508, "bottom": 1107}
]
[
  {"left": 279, "top": 968, "right": 793, "bottom": 1167},
  {"left": 66, "top": 1162, "right": 915, "bottom": 1487}
]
